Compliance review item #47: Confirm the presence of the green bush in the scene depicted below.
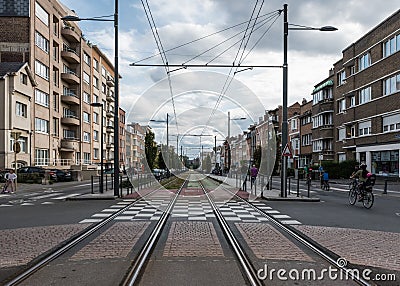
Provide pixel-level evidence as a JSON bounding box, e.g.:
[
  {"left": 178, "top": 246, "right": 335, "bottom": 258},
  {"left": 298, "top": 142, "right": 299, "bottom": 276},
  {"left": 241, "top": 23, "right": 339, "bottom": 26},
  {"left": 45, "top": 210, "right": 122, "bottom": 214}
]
[{"left": 17, "top": 173, "right": 42, "bottom": 184}]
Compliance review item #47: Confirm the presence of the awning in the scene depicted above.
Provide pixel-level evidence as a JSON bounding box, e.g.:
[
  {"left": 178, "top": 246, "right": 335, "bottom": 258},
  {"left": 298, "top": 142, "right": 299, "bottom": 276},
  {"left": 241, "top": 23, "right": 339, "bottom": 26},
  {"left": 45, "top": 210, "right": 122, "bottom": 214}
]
[{"left": 312, "top": 80, "right": 334, "bottom": 94}]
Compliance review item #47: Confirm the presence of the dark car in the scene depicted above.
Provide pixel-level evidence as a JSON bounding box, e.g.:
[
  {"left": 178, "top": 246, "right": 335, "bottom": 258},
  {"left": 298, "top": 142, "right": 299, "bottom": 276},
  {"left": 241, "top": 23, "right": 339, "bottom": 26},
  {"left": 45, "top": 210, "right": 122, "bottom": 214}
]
[
  {"left": 49, "top": 169, "right": 72, "bottom": 182},
  {"left": 17, "top": 166, "right": 45, "bottom": 176}
]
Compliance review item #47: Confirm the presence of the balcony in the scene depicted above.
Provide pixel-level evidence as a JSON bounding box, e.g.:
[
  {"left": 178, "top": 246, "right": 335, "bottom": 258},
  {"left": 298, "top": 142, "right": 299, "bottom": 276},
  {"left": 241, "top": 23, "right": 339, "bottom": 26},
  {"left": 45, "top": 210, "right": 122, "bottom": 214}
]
[
  {"left": 106, "top": 125, "right": 114, "bottom": 133},
  {"left": 61, "top": 71, "right": 80, "bottom": 85},
  {"left": 61, "top": 114, "right": 80, "bottom": 126},
  {"left": 106, "top": 142, "right": 114, "bottom": 149},
  {"left": 61, "top": 48, "right": 80, "bottom": 64},
  {"left": 319, "top": 126, "right": 334, "bottom": 138},
  {"left": 60, "top": 139, "right": 77, "bottom": 152},
  {"left": 106, "top": 76, "right": 115, "bottom": 87},
  {"left": 61, "top": 26, "right": 80, "bottom": 43},
  {"left": 61, "top": 93, "right": 80, "bottom": 105},
  {"left": 106, "top": 110, "right": 114, "bottom": 117},
  {"left": 106, "top": 94, "right": 115, "bottom": 102}
]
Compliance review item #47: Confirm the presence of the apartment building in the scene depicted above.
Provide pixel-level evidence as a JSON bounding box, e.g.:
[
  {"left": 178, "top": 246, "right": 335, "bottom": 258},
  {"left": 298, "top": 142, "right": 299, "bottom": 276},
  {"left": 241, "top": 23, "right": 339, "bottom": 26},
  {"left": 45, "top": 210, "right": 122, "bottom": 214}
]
[
  {"left": 0, "top": 62, "right": 37, "bottom": 169},
  {"left": 298, "top": 99, "right": 312, "bottom": 167},
  {"left": 333, "top": 9, "right": 400, "bottom": 177},
  {"left": 0, "top": 0, "right": 118, "bottom": 171},
  {"left": 311, "top": 74, "right": 335, "bottom": 164},
  {"left": 125, "top": 123, "right": 146, "bottom": 174}
]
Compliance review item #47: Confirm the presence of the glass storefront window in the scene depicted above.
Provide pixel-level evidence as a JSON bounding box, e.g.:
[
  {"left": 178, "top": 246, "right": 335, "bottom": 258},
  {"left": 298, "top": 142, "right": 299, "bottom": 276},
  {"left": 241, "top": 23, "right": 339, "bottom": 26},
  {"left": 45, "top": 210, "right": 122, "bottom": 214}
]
[{"left": 371, "top": 150, "right": 399, "bottom": 176}]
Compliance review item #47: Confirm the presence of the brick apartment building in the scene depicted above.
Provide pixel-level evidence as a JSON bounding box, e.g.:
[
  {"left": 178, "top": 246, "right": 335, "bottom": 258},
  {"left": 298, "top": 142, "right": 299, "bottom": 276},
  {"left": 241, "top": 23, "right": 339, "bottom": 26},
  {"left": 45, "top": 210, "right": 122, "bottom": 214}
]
[{"left": 0, "top": 0, "right": 120, "bottom": 173}]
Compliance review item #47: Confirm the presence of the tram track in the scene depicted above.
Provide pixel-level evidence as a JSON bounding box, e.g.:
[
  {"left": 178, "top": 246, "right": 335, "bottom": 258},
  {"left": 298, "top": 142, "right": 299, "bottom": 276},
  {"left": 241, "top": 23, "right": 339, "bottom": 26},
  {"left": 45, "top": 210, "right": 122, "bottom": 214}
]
[
  {"left": 204, "top": 174, "right": 374, "bottom": 286},
  {"left": 3, "top": 175, "right": 187, "bottom": 286}
]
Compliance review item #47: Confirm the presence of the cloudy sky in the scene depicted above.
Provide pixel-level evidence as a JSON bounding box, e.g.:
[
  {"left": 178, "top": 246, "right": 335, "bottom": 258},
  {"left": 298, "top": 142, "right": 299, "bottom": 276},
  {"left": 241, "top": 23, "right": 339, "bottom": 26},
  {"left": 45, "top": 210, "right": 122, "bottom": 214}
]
[{"left": 61, "top": 0, "right": 399, "bottom": 157}]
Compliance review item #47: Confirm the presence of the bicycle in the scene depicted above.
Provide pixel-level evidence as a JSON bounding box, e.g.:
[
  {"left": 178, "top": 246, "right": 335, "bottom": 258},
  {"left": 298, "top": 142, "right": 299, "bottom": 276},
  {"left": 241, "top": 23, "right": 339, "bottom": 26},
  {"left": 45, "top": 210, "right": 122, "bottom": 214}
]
[{"left": 348, "top": 176, "right": 375, "bottom": 209}]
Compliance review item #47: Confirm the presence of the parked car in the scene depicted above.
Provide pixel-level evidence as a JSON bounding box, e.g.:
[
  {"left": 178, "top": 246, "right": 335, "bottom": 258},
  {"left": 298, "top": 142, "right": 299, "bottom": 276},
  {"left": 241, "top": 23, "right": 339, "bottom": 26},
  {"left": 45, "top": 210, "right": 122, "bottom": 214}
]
[
  {"left": 49, "top": 169, "right": 72, "bottom": 182},
  {"left": 152, "top": 169, "right": 167, "bottom": 181},
  {"left": 17, "top": 166, "right": 45, "bottom": 177}
]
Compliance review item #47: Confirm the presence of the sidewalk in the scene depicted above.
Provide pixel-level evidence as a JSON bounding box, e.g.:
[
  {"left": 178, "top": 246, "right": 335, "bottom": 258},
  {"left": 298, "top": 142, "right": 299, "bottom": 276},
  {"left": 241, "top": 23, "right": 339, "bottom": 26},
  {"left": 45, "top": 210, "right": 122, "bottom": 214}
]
[{"left": 208, "top": 174, "right": 320, "bottom": 202}]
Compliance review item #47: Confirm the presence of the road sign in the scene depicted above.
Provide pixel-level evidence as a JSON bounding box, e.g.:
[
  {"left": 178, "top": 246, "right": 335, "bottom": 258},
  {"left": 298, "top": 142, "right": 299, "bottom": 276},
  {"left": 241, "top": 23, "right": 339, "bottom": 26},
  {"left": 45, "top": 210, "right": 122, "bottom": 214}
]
[
  {"left": 13, "top": 142, "right": 21, "bottom": 153},
  {"left": 282, "top": 143, "right": 292, "bottom": 157}
]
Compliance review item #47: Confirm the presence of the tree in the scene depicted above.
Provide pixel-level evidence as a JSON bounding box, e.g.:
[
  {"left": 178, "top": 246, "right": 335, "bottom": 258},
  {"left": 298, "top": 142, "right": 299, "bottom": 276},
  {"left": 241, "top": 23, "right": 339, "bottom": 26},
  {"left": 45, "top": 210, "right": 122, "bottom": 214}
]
[
  {"left": 253, "top": 145, "right": 262, "bottom": 169},
  {"left": 157, "top": 146, "right": 166, "bottom": 170},
  {"left": 145, "top": 130, "right": 158, "bottom": 171}
]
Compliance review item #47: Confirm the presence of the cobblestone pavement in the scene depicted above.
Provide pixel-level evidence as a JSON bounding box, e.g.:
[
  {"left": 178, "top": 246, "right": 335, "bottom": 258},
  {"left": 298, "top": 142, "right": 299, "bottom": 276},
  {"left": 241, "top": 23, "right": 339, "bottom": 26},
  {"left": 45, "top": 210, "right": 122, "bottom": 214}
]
[
  {"left": 0, "top": 224, "right": 88, "bottom": 268},
  {"left": 70, "top": 222, "right": 150, "bottom": 261},
  {"left": 236, "top": 222, "right": 314, "bottom": 261},
  {"left": 295, "top": 225, "right": 400, "bottom": 271},
  {"left": 163, "top": 221, "right": 224, "bottom": 257}
]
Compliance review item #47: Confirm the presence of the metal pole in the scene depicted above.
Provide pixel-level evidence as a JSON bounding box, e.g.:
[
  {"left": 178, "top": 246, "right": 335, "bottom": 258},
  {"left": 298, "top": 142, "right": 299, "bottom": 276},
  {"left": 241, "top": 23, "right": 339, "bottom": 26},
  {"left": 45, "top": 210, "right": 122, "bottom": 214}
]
[
  {"left": 113, "top": 0, "right": 120, "bottom": 197},
  {"left": 297, "top": 176, "right": 299, "bottom": 197},
  {"left": 383, "top": 180, "right": 388, "bottom": 194},
  {"left": 100, "top": 105, "right": 104, "bottom": 193},
  {"left": 91, "top": 175, "right": 94, "bottom": 194},
  {"left": 288, "top": 177, "right": 291, "bottom": 195},
  {"left": 166, "top": 113, "right": 169, "bottom": 170},
  {"left": 281, "top": 3, "right": 288, "bottom": 198}
]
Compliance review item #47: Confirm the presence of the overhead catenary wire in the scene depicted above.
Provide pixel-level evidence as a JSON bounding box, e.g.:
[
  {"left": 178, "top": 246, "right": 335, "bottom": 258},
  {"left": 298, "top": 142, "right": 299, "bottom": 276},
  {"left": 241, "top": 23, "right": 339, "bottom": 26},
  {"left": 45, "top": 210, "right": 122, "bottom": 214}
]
[{"left": 141, "top": 0, "right": 179, "bottom": 136}]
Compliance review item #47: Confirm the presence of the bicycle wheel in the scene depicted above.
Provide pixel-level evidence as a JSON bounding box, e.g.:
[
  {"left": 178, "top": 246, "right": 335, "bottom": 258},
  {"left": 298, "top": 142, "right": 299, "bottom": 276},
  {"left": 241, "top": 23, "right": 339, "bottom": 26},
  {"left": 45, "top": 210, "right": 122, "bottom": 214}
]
[
  {"left": 348, "top": 188, "right": 357, "bottom": 205},
  {"left": 363, "top": 192, "right": 374, "bottom": 209}
]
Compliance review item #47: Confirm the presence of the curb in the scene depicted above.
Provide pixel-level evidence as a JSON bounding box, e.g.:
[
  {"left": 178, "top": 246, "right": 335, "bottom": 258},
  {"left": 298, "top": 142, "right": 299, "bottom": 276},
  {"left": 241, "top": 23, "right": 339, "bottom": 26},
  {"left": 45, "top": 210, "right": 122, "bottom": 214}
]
[
  {"left": 261, "top": 196, "right": 320, "bottom": 202},
  {"left": 66, "top": 194, "right": 117, "bottom": 201}
]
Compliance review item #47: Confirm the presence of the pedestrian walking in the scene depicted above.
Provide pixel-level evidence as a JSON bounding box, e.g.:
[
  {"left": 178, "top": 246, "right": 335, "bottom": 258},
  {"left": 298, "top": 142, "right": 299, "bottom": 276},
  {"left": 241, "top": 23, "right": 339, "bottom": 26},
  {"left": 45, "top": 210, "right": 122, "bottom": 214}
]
[
  {"left": 2, "top": 169, "right": 17, "bottom": 194},
  {"left": 250, "top": 165, "right": 258, "bottom": 189}
]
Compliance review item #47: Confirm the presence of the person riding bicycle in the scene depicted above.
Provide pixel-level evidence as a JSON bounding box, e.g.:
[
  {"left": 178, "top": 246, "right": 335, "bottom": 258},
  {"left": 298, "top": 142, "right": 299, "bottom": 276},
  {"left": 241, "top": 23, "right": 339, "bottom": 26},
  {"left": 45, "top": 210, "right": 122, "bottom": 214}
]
[{"left": 350, "top": 163, "right": 369, "bottom": 201}]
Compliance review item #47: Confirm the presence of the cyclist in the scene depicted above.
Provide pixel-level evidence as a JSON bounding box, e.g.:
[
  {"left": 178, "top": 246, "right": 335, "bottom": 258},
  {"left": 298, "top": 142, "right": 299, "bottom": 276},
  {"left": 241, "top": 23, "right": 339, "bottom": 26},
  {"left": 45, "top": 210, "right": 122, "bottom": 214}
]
[{"left": 350, "top": 163, "right": 369, "bottom": 201}]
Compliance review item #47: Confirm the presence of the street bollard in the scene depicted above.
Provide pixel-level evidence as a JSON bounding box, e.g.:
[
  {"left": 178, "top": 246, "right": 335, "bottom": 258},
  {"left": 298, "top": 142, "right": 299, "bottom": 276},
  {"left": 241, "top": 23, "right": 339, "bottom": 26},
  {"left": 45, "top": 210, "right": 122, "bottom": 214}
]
[
  {"left": 297, "top": 176, "right": 300, "bottom": 197},
  {"left": 119, "top": 176, "right": 123, "bottom": 197},
  {"left": 105, "top": 174, "right": 108, "bottom": 192},
  {"left": 383, "top": 180, "right": 388, "bottom": 194},
  {"left": 91, "top": 175, "right": 94, "bottom": 194},
  {"left": 307, "top": 178, "right": 310, "bottom": 198},
  {"left": 288, "top": 177, "right": 291, "bottom": 195}
]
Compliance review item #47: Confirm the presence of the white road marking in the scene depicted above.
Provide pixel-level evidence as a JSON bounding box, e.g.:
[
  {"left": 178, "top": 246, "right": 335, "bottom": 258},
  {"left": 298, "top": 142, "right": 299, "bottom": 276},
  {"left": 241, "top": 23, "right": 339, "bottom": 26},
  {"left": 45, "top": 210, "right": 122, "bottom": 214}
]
[
  {"left": 52, "top": 194, "right": 80, "bottom": 200},
  {"left": 79, "top": 219, "right": 102, "bottom": 224}
]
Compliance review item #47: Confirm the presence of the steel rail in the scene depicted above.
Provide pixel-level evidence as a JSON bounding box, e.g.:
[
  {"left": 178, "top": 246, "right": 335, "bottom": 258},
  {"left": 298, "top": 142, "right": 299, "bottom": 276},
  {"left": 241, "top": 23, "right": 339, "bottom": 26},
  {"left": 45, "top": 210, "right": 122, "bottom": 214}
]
[
  {"left": 121, "top": 177, "right": 188, "bottom": 286},
  {"left": 4, "top": 176, "right": 182, "bottom": 286},
  {"left": 208, "top": 175, "right": 372, "bottom": 286},
  {"left": 199, "top": 178, "right": 263, "bottom": 286}
]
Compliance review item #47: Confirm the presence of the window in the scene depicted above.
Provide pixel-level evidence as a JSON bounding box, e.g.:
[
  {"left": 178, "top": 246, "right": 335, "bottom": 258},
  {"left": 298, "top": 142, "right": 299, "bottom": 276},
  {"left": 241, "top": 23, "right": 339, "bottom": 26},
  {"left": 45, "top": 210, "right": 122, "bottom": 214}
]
[
  {"left": 35, "top": 149, "right": 49, "bottom": 166},
  {"left": 338, "top": 70, "right": 346, "bottom": 85},
  {"left": 93, "top": 58, "right": 99, "bottom": 70},
  {"left": 358, "top": 52, "right": 370, "bottom": 71},
  {"left": 338, "top": 99, "right": 346, "bottom": 113},
  {"left": 290, "top": 119, "right": 297, "bottom": 131},
  {"left": 83, "top": 72, "right": 90, "bottom": 84},
  {"left": 84, "top": 53, "right": 91, "bottom": 66},
  {"left": 359, "top": 87, "right": 371, "bottom": 104},
  {"left": 301, "top": 134, "right": 311, "bottom": 146},
  {"left": 10, "top": 137, "right": 28, "bottom": 153},
  {"left": 312, "top": 140, "right": 323, "bottom": 152},
  {"left": 94, "top": 130, "right": 99, "bottom": 141},
  {"left": 35, "top": 60, "right": 49, "bottom": 80},
  {"left": 350, "top": 96, "right": 356, "bottom": 107},
  {"left": 53, "top": 93, "right": 59, "bottom": 111},
  {"left": 94, "top": 95, "right": 99, "bottom": 103},
  {"left": 53, "top": 117, "right": 59, "bottom": 136},
  {"left": 83, "top": 112, "right": 90, "bottom": 123},
  {"left": 35, "top": 31, "right": 49, "bottom": 53},
  {"left": 102, "top": 83, "right": 107, "bottom": 94},
  {"left": 83, "top": 132, "right": 90, "bottom": 142},
  {"left": 35, "top": 2, "right": 49, "bottom": 26},
  {"left": 63, "top": 129, "right": 76, "bottom": 139},
  {"left": 358, "top": 121, "right": 371, "bottom": 136},
  {"left": 383, "top": 35, "right": 400, "bottom": 57},
  {"left": 16, "top": 102, "right": 27, "bottom": 117},
  {"left": 338, "top": 153, "right": 346, "bottom": 162},
  {"left": 101, "top": 66, "right": 107, "bottom": 77},
  {"left": 53, "top": 43, "right": 59, "bottom": 62},
  {"left": 350, "top": 125, "right": 356, "bottom": 137},
  {"left": 93, "top": 76, "right": 99, "bottom": 89},
  {"left": 301, "top": 115, "right": 311, "bottom": 125},
  {"left": 384, "top": 74, "right": 400, "bottom": 95},
  {"left": 338, "top": 128, "right": 346, "bottom": 141},
  {"left": 93, "top": 112, "right": 99, "bottom": 124},
  {"left": 383, "top": 114, "right": 400, "bottom": 132},
  {"left": 312, "top": 113, "right": 333, "bottom": 128},
  {"left": 35, "top": 118, "right": 49, "bottom": 133},
  {"left": 349, "top": 65, "right": 355, "bottom": 76},
  {"left": 20, "top": 73, "right": 28, "bottom": 85},
  {"left": 53, "top": 67, "right": 59, "bottom": 87},
  {"left": 83, "top": 153, "right": 91, "bottom": 164},
  {"left": 94, "top": 148, "right": 99, "bottom": 159},
  {"left": 83, "top": 92, "right": 91, "bottom": 104},
  {"left": 35, "top": 89, "right": 49, "bottom": 107}
]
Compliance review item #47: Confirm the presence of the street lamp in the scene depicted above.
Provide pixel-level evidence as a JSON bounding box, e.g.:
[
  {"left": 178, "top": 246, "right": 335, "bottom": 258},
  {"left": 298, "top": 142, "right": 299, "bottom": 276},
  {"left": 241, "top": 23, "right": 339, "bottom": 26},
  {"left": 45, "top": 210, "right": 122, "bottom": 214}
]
[
  {"left": 62, "top": 0, "right": 119, "bottom": 197},
  {"left": 91, "top": 102, "right": 104, "bottom": 193},
  {"left": 281, "top": 4, "right": 337, "bottom": 197},
  {"left": 227, "top": 111, "right": 246, "bottom": 172}
]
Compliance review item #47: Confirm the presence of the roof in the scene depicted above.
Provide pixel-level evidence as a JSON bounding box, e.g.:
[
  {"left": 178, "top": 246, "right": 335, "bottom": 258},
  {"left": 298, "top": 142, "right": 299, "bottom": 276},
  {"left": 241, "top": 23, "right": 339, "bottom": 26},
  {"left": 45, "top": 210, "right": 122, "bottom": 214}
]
[{"left": 0, "top": 62, "right": 25, "bottom": 78}]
